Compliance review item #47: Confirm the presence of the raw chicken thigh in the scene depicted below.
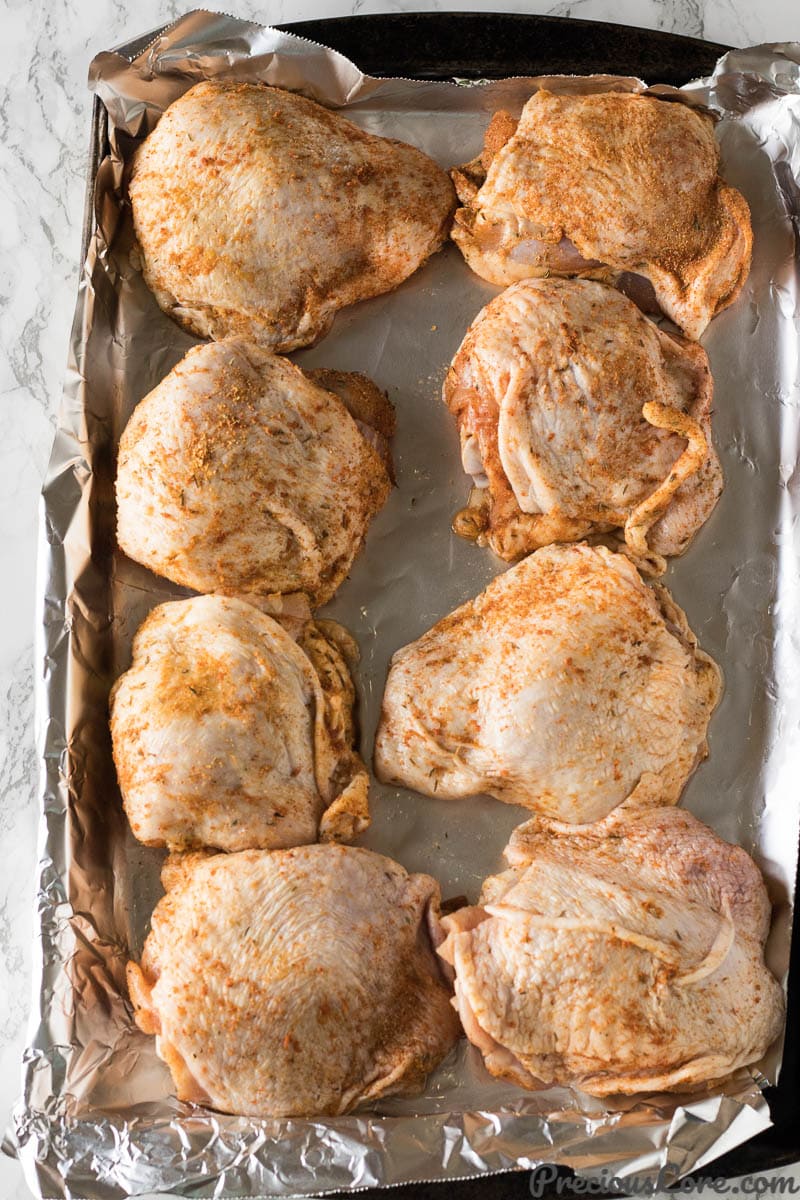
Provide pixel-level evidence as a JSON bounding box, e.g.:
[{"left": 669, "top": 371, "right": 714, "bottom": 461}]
[
  {"left": 451, "top": 90, "right": 751, "bottom": 339},
  {"left": 439, "top": 804, "right": 784, "bottom": 1095},
  {"left": 110, "top": 595, "right": 369, "bottom": 851},
  {"left": 116, "top": 339, "right": 393, "bottom": 606},
  {"left": 129, "top": 80, "right": 456, "bottom": 351},
  {"left": 445, "top": 278, "right": 722, "bottom": 570},
  {"left": 374, "top": 544, "right": 720, "bottom": 823},
  {"left": 127, "top": 845, "right": 461, "bottom": 1116}
]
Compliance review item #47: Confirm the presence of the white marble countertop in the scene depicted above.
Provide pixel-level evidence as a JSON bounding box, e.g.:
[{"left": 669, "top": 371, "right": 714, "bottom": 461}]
[{"left": 2, "top": 2, "right": 800, "bottom": 1197}]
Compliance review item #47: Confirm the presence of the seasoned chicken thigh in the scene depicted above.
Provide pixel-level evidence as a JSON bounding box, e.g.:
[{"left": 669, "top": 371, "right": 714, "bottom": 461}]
[
  {"left": 127, "top": 845, "right": 460, "bottom": 1116},
  {"left": 116, "top": 339, "right": 392, "bottom": 606},
  {"left": 110, "top": 595, "right": 369, "bottom": 851},
  {"left": 446, "top": 278, "right": 722, "bottom": 570},
  {"left": 451, "top": 90, "right": 751, "bottom": 339},
  {"left": 374, "top": 544, "right": 720, "bottom": 823},
  {"left": 129, "top": 80, "right": 456, "bottom": 351},
  {"left": 439, "top": 805, "right": 784, "bottom": 1096}
]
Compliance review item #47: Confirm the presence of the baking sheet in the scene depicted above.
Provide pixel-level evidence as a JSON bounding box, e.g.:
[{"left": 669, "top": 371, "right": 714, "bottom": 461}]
[{"left": 5, "top": 11, "right": 800, "bottom": 1198}]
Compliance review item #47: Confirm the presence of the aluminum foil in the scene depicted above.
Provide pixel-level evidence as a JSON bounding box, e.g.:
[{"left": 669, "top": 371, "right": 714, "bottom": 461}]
[{"left": 4, "top": 11, "right": 800, "bottom": 1198}]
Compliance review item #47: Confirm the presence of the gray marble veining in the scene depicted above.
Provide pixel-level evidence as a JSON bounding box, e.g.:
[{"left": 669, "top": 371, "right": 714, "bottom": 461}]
[{"left": 2, "top": 2, "right": 799, "bottom": 1197}]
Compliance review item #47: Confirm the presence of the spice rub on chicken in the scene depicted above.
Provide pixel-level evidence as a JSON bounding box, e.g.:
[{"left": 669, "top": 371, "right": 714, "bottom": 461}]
[
  {"left": 129, "top": 80, "right": 456, "bottom": 351},
  {"left": 374, "top": 543, "right": 721, "bottom": 824},
  {"left": 439, "top": 804, "right": 784, "bottom": 1096},
  {"left": 116, "top": 339, "right": 393, "bottom": 607},
  {"left": 451, "top": 89, "right": 752, "bottom": 339},
  {"left": 445, "top": 278, "right": 722, "bottom": 573},
  {"left": 127, "top": 845, "right": 461, "bottom": 1116},
  {"left": 110, "top": 595, "right": 369, "bottom": 852}
]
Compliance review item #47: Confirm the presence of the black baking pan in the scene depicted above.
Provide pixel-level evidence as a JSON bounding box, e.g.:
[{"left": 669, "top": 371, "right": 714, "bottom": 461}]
[{"left": 91, "top": 12, "right": 798, "bottom": 1197}]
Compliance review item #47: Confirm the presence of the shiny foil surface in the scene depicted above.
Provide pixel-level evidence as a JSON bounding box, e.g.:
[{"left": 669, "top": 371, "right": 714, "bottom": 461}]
[{"left": 4, "top": 11, "right": 800, "bottom": 1198}]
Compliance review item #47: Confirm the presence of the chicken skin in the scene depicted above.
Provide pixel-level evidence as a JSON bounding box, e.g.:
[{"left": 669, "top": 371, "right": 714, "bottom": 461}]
[
  {"left": 127, "top": 845, "right": 461, "bottom": 1116},
  {"left": 445, "top": 278, "right": 722, "bottom": 572},
  {"left": 451, "top": 90, "right": 752, "bottom": 339},
  {"left": 129, "top": 80, "right": 456, "bottom": 351},
  {"left": 116, "top": 339, "right": 393, "bottom": 606},
  {"left": 374, "top": 544, "right": 721, "bottom": 824},
  {"left": 439, "top": 804, "right": 784, "bottom": 1096},
  {"left": 110, "top": 595, "right": 369, "bottom": 852}
]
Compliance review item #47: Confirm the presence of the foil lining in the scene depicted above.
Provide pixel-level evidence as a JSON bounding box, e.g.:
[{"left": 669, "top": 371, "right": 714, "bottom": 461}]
[{"left": 4, "top": 11, "right": 800, "bottom": 1198}]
